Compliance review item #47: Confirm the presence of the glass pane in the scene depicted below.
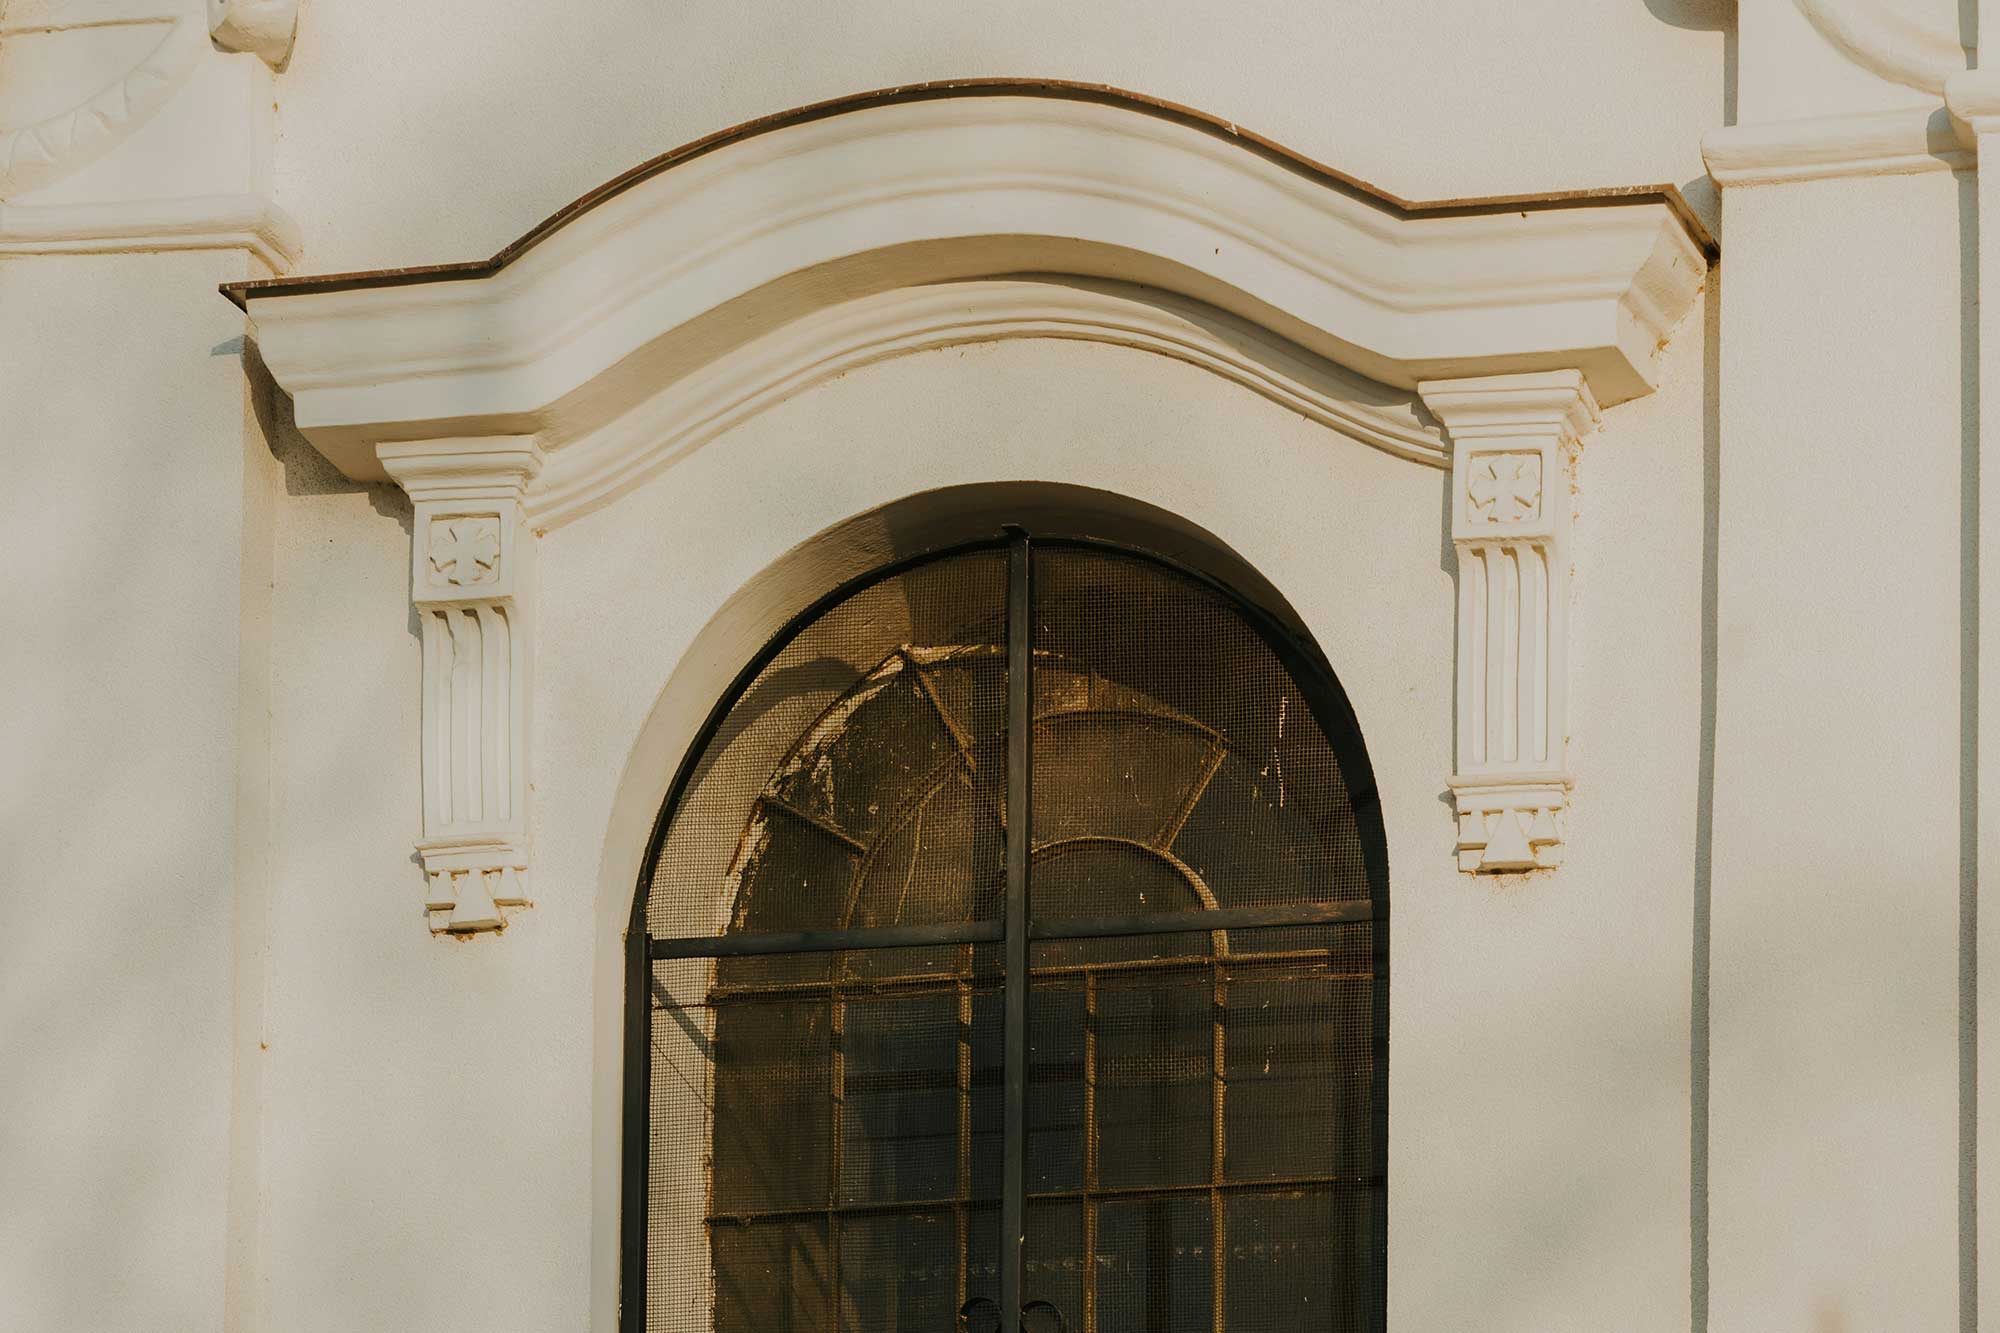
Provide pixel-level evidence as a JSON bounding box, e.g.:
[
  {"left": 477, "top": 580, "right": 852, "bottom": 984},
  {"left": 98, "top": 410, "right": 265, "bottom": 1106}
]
[
  {"left": 1024, "top": 1201, "right": 1086, "bottom": 1325},
  {"left": 647, "top": 549, "right": 1009, "bottom": 942},
  {"left": 837, "top": 1209, "right": 960, "bottom": 1332},
  {"left": 841, "top": 991, "right": 962, "bottom": 1205},
  {"left": 1031, "top": 546, "right": 1370, "bottom": 912},
  {"left": 1095, "top": 967, "right": 1215, "bottom": 1190},
  {"left": 1225, "top": 963, "right": 1377, "bottom": 1182},
  {"left": 713, "top": 1218, "right": 830, "bottom": 1333},
  {"left": 711, "top": 995, "right": 833, "bottom": 1215},
  {"left": 1097, "top": 1195, "right": 1215, "bottom": 1332},
  {"left": 1222, "top": 1187, "right": 1380, "bottom": 1332}
]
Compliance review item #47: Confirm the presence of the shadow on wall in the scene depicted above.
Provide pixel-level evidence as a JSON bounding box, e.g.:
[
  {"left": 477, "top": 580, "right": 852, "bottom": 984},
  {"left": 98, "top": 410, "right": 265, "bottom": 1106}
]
[
  {"left": 1641, "top": 0, "right": 1733, "bottom": 28},
  {"left": 243, "top": 338, "right": 407, "bottom": 523}
]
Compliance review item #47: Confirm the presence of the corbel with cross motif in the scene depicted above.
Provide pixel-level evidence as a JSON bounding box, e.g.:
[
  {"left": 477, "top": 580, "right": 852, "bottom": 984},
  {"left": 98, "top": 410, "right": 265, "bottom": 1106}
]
[
  {"left": 1419, "top": 372, "right": 1598, "bottom": 873},
  {"left": 377, "top": 438, "right": 543, "bottom": 932}
]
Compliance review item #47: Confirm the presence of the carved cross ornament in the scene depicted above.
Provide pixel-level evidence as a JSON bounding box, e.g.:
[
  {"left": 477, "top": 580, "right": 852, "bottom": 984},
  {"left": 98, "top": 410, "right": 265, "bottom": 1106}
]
[
  {"left": 427, "top": 516, "right": 502, "bottom": 588},
  {"left": 1466, "top": 452, "right": 1542, "bottom": 525},
  {"left": 1420, "top": 371, "right": 1598, "bottom": 873}
]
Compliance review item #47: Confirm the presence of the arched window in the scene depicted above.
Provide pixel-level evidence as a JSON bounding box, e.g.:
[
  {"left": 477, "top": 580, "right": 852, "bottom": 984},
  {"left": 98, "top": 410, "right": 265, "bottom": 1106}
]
[{"left": 627, "top": 534, "right": 1387, "bottom": 1333}]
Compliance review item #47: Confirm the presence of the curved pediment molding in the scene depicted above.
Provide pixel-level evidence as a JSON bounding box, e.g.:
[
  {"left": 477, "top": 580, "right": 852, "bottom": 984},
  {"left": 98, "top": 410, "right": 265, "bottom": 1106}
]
[
  {"left": 232, "top": 82, "right": 1709, "bottom": 483},
  {"left": 528, "top": 277, "right": 1445, "bottom": 531},
  {"left": 225, "top": 82, "right": 1712, "bottom": 931}
]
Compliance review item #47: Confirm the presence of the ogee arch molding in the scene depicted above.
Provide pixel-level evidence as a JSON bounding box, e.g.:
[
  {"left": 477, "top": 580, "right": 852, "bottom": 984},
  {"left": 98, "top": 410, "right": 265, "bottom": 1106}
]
[{"left": 234, "top": 82, "right": 1708, "bottom": 485}]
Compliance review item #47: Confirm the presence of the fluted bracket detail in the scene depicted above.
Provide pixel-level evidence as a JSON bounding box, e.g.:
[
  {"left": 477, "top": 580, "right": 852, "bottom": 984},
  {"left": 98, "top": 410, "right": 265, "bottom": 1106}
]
[
  {"left": 378, "top": 438, "right": 544, "bottom": 933},
  {"left": 1420, "top": 371, "right": 1597, "bottom": 873}
]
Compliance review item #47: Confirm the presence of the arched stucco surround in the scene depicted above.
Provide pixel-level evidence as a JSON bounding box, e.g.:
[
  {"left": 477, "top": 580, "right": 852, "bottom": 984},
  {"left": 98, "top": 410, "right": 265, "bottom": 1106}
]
[
  {"left": 564, "top": 438, "right": 1432, "bottom": 1328},
  {"left": 230, "top": 83, "right": 1712, "bottom": 1331}
]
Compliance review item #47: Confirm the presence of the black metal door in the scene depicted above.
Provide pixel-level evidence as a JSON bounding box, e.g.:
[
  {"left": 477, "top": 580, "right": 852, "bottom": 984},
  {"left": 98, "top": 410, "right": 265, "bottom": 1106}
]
[{"left": 629, "top": 533, "right": 1386, "bottom": 1333}]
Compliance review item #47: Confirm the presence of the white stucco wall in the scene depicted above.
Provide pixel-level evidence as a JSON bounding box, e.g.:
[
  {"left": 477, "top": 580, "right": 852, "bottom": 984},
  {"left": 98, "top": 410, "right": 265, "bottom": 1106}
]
[
  {"left": 272, "top": 0, "right": 1729, "bottom": 274},
  {"left": 0, "top": 249, "right": 274, "bottom": 1329},
  {"left": 13, "top": 3, "right": 1872, "bottom": 1328},
  {"left": 245, "top": 303, "right": 1709, "bottom": 1330}
]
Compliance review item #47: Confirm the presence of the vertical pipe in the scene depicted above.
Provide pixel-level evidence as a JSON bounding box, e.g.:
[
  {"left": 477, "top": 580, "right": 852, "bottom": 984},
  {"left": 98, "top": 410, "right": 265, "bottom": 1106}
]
[
  {"left": 1210, "top": 964, "right": 1227, "bottom": 1333},
  {"left": 957, "top": 976, "right": 975, "bottom": 1313},
  {"left": 1002, "top": 533, "right": 1034, "bottom": 1332},
  {"left": 829, "top": 993, "right": 847, "bottom": 1333}
]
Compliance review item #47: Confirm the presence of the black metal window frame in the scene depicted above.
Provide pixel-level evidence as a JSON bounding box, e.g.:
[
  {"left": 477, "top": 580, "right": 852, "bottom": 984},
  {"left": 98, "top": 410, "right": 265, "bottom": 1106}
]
[{"left": 621, "top": 529, "right": 1390, "bottom": 1333}]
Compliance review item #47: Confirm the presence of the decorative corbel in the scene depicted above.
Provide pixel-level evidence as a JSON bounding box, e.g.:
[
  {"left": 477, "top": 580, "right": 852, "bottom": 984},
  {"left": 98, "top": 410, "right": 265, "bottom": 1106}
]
[
  {"left": 1419, "top": 371, "right": 1598, "bottom": 872},
  {"left": 377, "top": 438, "right": 543, "bottom": 933}
]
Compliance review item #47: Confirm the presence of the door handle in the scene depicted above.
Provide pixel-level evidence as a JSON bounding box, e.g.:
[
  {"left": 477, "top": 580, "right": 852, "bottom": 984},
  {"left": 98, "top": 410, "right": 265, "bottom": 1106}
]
[
  {"left": 1021, "top": 1298, "right": 1071, "bottom": 1331},
  {"left": 957, "top": 1297, "right": 1070, "bottom": 1332}
]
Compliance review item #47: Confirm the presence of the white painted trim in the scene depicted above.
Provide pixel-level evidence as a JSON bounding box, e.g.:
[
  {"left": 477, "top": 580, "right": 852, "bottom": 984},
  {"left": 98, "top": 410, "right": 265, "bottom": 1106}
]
[
  {"left": 1794, "top": 0, "right": 1970, "bottom": 95},
  {"left": 378, "top": 438, "right": 543, "bottom": 934},
  {"left": 1703, "top": 104, "right": 1972, "bottom": 186},
  {"left": 529, "top": 278, "right": 1445, "bottom": 532},
  {"left": 1421, "top": 370, "right": 1598, "bottom": 873},
  {"left": 0, "top": 192, "right": 301, "bottom": 268},
  {"left": 245, "top": 94, "right": 1704, "bottom": 482}
]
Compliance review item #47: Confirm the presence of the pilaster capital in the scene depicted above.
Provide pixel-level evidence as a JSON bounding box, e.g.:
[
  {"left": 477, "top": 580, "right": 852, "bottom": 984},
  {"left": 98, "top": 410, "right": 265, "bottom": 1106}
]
[{"left": 1418, "top": 370, "right": 1601, "bottom": 445}]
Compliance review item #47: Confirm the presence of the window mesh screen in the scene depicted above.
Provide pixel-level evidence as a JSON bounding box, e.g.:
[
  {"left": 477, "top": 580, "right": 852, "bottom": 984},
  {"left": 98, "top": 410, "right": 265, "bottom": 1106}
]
[{"left": 641, "top": 542, "right": 1384, "bottom": 1332}]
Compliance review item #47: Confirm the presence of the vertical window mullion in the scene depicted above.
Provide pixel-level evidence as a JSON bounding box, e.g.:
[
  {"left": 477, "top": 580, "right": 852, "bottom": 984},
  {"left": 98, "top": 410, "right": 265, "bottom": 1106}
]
[
  {"left": 956, "top": 972, "right": 973, "bottom": 1314},
  {"left": 1211, "top": 962, "right": 1227, "bottom": 1333},
  {"left": 829, "top": 990, "right": 846, "bottom": 1333},
  {"left": 1000, "top": 532, "right": 1034, "bottom": 1332},
  {"left": 1084, "top": 970, "right": 1099, "bottom": 1333}
]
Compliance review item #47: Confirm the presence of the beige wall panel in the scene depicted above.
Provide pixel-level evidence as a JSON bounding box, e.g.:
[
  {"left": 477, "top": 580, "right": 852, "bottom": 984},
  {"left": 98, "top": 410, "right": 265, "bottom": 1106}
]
[{"left": 1711, "top": 170, "right": 1968, "bottom": 1330}]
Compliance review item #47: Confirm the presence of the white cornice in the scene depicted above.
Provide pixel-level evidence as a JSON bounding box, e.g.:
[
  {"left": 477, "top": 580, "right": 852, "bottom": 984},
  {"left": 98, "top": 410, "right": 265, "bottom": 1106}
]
[
  {"left": 0, "top": 192, "right": 301, "bottom": 268},
  {"left": 239, "top": 94, "right": 1707, "bottom": 481},
  {"left": 1703, "top": 104, "right": 1972, "bottom": 186}
]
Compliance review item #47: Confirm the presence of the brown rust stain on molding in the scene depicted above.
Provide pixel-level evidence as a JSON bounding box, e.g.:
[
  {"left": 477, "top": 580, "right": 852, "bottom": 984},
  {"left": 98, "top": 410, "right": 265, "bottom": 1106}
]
[{"left": 220, "top": 77, "right": 1718, "bottom": 311}]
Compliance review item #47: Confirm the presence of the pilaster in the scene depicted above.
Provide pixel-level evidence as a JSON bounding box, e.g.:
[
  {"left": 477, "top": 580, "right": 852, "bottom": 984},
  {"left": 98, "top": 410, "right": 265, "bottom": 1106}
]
[
  {"left": 1420, "top": 370, "right": 1598, "bottom": 872},
  {"left": 1947, "top": 63, "right": 2000, "bottom": 1333}
]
